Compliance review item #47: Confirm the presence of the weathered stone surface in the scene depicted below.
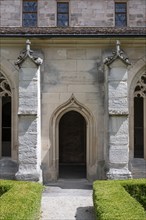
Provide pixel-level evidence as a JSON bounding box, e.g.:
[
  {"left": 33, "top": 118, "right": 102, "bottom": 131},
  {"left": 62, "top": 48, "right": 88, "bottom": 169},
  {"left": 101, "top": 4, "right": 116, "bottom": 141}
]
[
  {"left": 109, "top": 148, "right": 129, "bottom": 164},
  {"left": 0, "top": 158, "right": 18, "bottom": 180},
  {"left": 107, "top": 168, "right": 132, "bottom": 180},
  {"left": 0, "top": 35, "right": 145, "bottom": 183},
  {"left": 109, "top": 116, "right": 128, "bottom": 133},
  {"left": 109, "top": 82, "right": 127, "bottom": 98},
  {"left": 109, "top": 98, "right": 128, "bottom": 114},
  {"left": 105, "top": 47, "right": 132, "bottom": 179},
  {"left": 1, "top": 0, "right": 145, "bottom": 27},
  {"left": 15, "top": 44, "right": 42, "bottom": 182}
]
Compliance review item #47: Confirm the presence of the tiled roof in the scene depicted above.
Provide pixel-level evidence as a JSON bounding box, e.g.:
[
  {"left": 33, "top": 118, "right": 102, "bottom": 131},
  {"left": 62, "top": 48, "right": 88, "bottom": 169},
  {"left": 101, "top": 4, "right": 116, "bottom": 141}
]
[{"left": 0, "top": 27, "right": 146, "bottom": 36}]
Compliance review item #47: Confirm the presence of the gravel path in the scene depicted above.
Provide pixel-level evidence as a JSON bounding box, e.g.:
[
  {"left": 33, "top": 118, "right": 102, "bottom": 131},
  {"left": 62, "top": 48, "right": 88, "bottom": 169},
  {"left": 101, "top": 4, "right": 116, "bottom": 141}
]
[{"left": 41, "top": 179, "right": 95, "bottom": 220}]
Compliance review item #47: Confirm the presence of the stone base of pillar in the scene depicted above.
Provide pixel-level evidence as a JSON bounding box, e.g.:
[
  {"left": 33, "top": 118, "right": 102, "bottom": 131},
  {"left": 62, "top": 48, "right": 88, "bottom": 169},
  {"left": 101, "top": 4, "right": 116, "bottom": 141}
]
[
  {"left": 15, "top": 169, "right": 42, "bottom": 182},
  {"left": 107, "top": 168, "right": 132, "bottom": 180}
]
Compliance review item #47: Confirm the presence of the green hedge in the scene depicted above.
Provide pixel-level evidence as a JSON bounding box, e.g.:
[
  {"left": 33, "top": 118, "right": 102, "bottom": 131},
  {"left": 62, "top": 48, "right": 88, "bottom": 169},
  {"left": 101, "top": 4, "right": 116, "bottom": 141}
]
[
  {"left": 122, "top": 180, "right": 146, "bottom": 210},
  {"left": 0, "top": 180, "right": 43, "bottom": 220},
  {"left": 0, "top": 183, "right": 12, "bottom": 197},
  {"left": 93, "top": 179, "right": 146, "bottom": 220}
]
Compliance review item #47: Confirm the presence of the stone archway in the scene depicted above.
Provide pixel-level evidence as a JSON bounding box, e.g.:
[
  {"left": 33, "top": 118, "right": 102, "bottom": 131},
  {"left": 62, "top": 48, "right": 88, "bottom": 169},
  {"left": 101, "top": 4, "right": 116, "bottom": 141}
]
[
  {"left": 128, "top": 64, "right": 146, "bottom": 178},
  {"left": 49, "top": 94, "right": 97, "bottom": 181},
  {"left": 0, "top": 59, "right": 18, "bottom": 161},
  {"left": 59, "top": 110, "right": 86, "bottom": 179},
  {"left": 129, "top": 65, "right": 146, "bottom": 160},
  {"left": 0, "top": 72, "right": 12, "bottom": 158}
]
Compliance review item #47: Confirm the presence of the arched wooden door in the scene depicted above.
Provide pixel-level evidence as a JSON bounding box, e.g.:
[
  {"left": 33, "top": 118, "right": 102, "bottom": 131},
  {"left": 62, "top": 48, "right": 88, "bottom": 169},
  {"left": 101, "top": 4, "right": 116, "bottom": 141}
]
[{"left": 59, "top": 110, "right": 86, "bottom": 178}]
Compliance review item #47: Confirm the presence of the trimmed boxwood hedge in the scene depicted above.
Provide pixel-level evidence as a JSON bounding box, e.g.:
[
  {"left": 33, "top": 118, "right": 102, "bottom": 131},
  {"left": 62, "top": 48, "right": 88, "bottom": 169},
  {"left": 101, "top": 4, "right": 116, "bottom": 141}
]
[
  {"left": 122, "top": 180, "right": 146, "bottom": 210},
  {"left": 0, "top": 180, "right": 43, "bottom": 220},
  {"left": 93, "top": 179, "right": 146, "bottom": 220}
]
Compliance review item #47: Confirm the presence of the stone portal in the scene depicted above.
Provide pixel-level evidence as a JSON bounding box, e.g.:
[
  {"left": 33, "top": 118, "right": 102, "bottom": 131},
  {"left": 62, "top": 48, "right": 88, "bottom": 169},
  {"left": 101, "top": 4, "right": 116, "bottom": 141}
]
[{"left": 59, "top": 111, "right": 86, "bottom": 178}]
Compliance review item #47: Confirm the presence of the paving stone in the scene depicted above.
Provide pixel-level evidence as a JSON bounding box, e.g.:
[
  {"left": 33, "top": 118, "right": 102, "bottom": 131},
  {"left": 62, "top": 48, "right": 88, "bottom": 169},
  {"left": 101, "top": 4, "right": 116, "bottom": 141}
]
[{"left": 41, "top": 180, "right": 95, "bottom": 220}]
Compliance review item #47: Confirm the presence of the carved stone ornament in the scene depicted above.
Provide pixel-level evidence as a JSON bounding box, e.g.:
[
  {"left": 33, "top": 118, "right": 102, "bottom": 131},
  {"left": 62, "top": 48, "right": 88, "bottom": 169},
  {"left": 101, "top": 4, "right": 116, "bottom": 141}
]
[
  {"left": 0, "top": 72, "right": 11, "bottom": 97},
  {"left": 134, "top": 72, "right": 146, "bottom": 98},
  {"left": 15, "top": 39, "right": 43, "bottom": 68},
  {"left": 104, "top": 40, "right": 131, "bottom": 66}
]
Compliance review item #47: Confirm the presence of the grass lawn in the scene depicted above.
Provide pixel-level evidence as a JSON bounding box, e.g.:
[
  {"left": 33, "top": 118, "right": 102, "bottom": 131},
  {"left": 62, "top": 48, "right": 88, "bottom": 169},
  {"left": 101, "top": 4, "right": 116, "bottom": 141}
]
[
  {"left": 0, "top": 179, "right": 43, "bottom": 220},
  {"left": 93, "top": 179, "right": 146, "bottom": 220}
]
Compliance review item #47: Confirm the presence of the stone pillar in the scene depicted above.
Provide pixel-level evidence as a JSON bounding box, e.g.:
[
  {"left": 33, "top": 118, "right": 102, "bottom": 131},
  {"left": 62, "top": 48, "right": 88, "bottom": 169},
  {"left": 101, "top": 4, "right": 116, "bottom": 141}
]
[
  {"left": 15, "top": 40, "right": 43, "bottom": 181},
  {"left": 104, "top": 41, "right": 131, "bottom": 179}
]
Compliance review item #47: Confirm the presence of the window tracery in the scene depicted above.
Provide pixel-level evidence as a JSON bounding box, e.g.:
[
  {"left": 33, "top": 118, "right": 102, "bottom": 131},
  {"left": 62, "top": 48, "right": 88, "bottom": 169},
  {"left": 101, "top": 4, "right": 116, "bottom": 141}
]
[
  {"left": 0, "top": 73, "right": 11, "bottom": 97},
  {"left": 134, "top": 73, "right": 146, "bottom": 98},
  {"left": 134, "top": 72, "right": 146, "bottom": 159}
]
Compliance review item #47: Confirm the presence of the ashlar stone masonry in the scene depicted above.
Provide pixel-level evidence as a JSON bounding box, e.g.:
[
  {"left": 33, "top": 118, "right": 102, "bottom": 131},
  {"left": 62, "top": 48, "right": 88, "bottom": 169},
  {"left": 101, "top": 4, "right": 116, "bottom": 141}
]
[{"left": 15, "top": 40, "right": 43, "bottom": 181}]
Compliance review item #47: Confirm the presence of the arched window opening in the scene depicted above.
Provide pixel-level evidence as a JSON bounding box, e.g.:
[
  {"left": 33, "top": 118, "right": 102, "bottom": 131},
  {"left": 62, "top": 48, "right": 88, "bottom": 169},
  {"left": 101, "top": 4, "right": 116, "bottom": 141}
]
[
  {"left": 134, "top": 73, "right": 146, "bottom": 159},
  {"left": 59, "top": 110, "right": 86, "bottom": 178},
  {"left": 0, "top": 73, "right": 12, "bottom": 157}
]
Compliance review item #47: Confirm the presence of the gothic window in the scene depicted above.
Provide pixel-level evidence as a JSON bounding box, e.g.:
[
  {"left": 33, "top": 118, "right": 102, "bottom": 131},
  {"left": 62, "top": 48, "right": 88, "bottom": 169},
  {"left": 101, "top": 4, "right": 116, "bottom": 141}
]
[
  {"left": 115, "top": 3, "right": 127, "bottom": 27},
  {"left": 0, "top": 73, "right": 11, "bottom": 157},
  {"left": 134, "top": 73, "right": 146, "bottom": 159},
  {"left": 23, "top": 0, "right": 37, "bottom": 27},
  {"left": 57, "top": 2, "right": 69, "bottom": 27}
]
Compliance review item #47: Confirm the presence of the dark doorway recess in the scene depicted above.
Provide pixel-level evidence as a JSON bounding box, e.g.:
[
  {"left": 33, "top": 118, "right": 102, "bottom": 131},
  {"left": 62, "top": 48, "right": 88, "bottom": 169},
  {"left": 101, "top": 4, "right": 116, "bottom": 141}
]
[
  {"left": 59, "top": 111, "right": 86, "bottom": 179},
  {"left": 2, "top": 96, "right": 11, "bottom": 157},
  {"left": 134, "top": 97, "right": 144, "bottom": 158}
]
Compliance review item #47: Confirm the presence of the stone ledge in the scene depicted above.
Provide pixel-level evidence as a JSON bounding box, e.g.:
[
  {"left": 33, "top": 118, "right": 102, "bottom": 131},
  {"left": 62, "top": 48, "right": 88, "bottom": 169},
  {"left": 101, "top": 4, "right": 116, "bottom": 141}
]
[{"left": 0, "top": 27, "right": 146, "bottom": 36}]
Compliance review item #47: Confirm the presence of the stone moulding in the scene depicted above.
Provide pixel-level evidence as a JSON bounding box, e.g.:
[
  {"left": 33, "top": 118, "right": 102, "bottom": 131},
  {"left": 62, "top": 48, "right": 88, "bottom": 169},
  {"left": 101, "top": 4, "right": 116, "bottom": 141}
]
[
  {"left": 15, "top": 39, "right": 43, "bottom": 68},
  {"left": 104, "top": 40, "right": 131, "bottom": 66},
  {"left": 0, "top": 72, "right": 11, "bottom": 97},
  {"left": 51, "top": 94, "right": 92, "bottom": 120},
  {"left": 48, "top": 94, "right": 97, "bottom": 181}
]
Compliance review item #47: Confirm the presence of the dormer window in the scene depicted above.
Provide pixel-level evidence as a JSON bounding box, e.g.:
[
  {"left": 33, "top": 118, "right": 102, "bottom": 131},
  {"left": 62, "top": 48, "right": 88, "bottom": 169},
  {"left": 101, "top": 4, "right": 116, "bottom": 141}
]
[
  {"left": 23, "top": 0, "right": 37, "bottom": 27},
  {"left": 115, "top": 3, "right": 127, "bottom": 27}
]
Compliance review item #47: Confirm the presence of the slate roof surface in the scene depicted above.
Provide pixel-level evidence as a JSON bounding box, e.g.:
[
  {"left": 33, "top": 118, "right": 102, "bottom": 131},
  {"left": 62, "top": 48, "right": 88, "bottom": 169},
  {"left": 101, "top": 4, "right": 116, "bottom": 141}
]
[{"left": 0, "top": 27, "right": 146, "bottom": 37}]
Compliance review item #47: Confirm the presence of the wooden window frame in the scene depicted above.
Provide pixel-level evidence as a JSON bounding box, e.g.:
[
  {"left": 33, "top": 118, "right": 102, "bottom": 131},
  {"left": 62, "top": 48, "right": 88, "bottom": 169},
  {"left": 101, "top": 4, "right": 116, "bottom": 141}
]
[
  {"left": 115, "top": 2, "right": 127, "bottom": 27},
  {"left": 22, "top": 0, "right": 37, "bottom": 27}
]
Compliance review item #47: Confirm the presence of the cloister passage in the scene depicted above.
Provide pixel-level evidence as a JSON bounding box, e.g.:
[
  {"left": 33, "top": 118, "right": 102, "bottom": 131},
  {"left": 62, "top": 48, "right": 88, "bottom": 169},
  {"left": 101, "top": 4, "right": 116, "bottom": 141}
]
[{"left": 59, "top": 110, "right": 86, "bottom": 179}]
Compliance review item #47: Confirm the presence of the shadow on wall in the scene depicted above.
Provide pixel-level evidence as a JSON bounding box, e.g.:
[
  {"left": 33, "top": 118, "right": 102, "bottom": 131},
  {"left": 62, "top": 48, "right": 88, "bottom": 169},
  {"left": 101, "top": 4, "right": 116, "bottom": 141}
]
[
  {"left": 0, "top": 158, "right": 18, "bottom": 180},
  {"left": 75, "top": 206, "right": 95, "bottom": 220}
]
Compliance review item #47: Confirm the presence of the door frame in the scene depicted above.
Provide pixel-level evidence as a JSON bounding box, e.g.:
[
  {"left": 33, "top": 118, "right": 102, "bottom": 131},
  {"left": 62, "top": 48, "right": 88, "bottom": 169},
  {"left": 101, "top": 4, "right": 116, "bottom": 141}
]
[{"left": 50, "top": 94, "right": 96, "bottom": 181}]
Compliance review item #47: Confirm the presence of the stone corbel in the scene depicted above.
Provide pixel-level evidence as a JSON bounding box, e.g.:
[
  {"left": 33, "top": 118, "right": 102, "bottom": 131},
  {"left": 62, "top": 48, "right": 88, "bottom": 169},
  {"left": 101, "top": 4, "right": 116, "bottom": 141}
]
[{"left": 15, "top": 39, "right": 43, "bottom": 68}]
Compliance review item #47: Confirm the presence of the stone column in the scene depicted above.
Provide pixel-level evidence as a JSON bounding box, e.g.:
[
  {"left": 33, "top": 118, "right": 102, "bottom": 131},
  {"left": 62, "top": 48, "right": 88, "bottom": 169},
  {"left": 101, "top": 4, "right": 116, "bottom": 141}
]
[
  {"left": 104, "top": 41, "right": 131, "bottom": 179},
  {"left": 15, "top": 40, "right": 43, "bottom": 181}
]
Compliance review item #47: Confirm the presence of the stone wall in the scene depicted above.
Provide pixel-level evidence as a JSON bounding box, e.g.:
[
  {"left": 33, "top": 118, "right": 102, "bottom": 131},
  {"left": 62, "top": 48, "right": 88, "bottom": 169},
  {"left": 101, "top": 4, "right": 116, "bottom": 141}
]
[
  {"left": 0, "top": 0, "right": 145, "bottom": 27},
  {"left": 0, "top": 0, "right": 21, "bottom": 26},
  {"left": 0, "top": 38, "right": 145, "bottom": 182},
  {"left": 41, "top": 45, "right": 105, "bottom": 181}
]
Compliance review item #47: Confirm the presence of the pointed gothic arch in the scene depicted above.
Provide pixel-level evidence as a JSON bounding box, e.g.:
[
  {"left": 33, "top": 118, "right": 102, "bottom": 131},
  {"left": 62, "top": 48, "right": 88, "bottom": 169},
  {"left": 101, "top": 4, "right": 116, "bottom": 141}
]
[
  {"left": 49, "top": 94, "right": 96, "bottom": 181},
  {"left": 0, "top": 58, "right": 18, "bottom": 161},
  {"left": 129, "top": 67, "right": 146, "bottom": 160},
  {"left": 0, "top": 72, "right": 12, "bottom": 158},
  {"left": 134, "top": 73, "right": 146, "bottom": 159}
]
